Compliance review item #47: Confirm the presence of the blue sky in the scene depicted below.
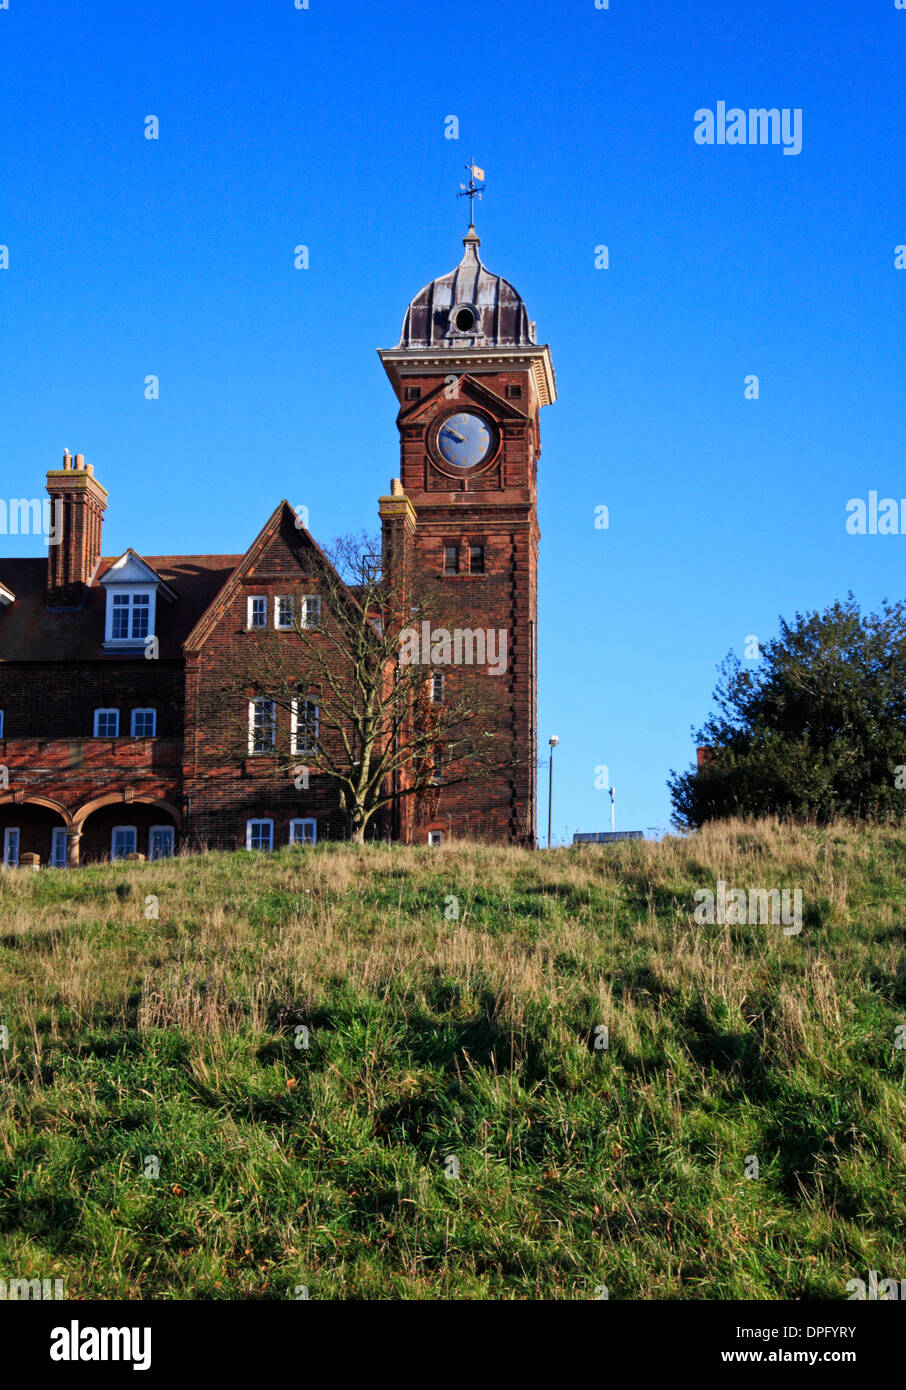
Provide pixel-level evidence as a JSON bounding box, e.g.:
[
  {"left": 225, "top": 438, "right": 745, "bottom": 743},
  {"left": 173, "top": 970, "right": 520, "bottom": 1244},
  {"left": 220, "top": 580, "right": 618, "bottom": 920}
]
[{"left": 2, "top": 0, "right": 904, "bottom": 839}]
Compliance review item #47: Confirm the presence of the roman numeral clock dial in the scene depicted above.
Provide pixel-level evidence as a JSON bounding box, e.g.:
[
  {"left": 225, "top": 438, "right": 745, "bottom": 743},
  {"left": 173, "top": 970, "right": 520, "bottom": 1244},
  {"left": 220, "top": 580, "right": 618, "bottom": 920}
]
[{"left": 435, "top": 412, "right": 492, "bottom": 469}]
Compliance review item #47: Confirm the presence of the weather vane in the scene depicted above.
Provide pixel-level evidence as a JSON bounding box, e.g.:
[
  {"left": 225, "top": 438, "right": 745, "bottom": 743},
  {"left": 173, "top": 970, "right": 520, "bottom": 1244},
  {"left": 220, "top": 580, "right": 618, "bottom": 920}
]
[{"left": 458, "top": 161, "right": 485, "bottom": 224}]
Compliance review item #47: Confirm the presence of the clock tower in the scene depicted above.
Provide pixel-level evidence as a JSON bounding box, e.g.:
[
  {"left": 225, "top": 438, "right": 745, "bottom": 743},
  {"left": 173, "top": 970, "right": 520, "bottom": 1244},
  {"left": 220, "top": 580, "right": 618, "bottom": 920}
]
[{"left": 378, "top": 224, "right": 556, "bottom": 846}]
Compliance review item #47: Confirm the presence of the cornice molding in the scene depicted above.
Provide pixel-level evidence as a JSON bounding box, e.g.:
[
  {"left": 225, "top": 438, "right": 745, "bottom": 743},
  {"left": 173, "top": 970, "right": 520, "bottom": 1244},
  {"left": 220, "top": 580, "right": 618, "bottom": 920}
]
[{"left": 378, "top": 345, "right": 557, "bottom": 407}]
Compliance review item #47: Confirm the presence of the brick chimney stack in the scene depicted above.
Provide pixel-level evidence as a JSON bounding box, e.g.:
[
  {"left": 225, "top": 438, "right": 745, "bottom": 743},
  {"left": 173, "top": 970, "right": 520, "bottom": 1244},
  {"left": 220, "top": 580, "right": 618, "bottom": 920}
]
[
  {"left": 46, "top": 450, "right": 108, "bottom": 608},
  {"left": 378, "top": 479, "right": 417, "bottom": 598}
]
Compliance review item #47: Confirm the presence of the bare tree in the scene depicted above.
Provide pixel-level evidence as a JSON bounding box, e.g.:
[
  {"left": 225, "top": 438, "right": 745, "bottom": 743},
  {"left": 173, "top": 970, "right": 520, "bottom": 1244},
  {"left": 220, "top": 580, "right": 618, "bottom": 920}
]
[{"left": 204, "top": 533, "right": 518, "bottom": 843}]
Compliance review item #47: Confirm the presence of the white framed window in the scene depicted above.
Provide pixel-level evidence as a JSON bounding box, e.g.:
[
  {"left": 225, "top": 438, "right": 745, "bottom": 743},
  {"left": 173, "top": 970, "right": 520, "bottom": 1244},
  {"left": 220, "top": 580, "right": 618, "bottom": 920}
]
[
  {"left": 300, "top": 595, "right": 321, "bottom": 629},
  {"left": 431, "top": 672, "right": 444, "bottom": 704},
  {"left": 148, "top": 826, "right": 175, "bottom": 861},
  {"left": 289, "top": 817, "right": 317, "bottom": 847},
  {"left": 247, "top": 595, "right": 267, "bottom": 629},
  {"left": 111, "top": 826, "right": 137, "bottom": 861},
  {"left": 51, "top": 827, "right": 67, "bottom": 868},
  {"left": 275, "top": 596, "right": 295, "bottom": 629},
  {"left": 248, "top": 698, "right": 277, "bottom": 755},
  {"left": 108, "top": 590, "right": 152, "bottom": 642},
  {"left": 428, "top": 830, "right": 445, "bottom": 847},
  {"left": 3, "top": 827, "right": 20, "bottom": 866},
  {"left": 131, "top": 708, "right": 157, "bottom": 738},
  {"left": 444, "top": 545, "right": 459, "bottom": 575},
  {"left": 246, "top": 818, "right": 274, "bottom": 851},
  {"left": 94, "top": 708, "right": 119, "bottom": 738},
  {"left": 432, "top": 749, "right": 443, "bottom": 784},
  {"left": 290, "top": 698, "right": 319, "bottom": 755}
]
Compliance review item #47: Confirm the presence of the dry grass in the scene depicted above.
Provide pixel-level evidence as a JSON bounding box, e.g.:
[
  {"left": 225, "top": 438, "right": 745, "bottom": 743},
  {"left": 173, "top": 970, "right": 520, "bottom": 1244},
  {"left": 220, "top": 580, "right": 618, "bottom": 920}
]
[{"left": 0, "top": 818, "right": 903, "bottom": 1298}]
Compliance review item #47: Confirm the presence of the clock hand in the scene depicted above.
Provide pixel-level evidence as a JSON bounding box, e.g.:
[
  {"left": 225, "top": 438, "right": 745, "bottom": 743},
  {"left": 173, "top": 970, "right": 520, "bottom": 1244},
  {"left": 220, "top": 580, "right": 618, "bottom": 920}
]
[{"left": 441, "top": 426, "right": 466, "bottom": 442}]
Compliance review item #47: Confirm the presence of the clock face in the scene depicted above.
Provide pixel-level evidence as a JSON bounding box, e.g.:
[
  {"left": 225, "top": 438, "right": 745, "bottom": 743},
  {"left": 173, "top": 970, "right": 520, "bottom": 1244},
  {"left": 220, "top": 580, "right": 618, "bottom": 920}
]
[{"left": 436, "top": 412, "right": 492, "bottom": 469}]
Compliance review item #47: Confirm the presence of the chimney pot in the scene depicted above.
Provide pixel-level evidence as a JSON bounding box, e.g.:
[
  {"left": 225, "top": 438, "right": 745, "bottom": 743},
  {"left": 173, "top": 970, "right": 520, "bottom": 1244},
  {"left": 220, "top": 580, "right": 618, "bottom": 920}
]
[
  {"left": 390, "top": 477, "right": 404, "bottom": 496},
  {"left": 74, "top": 454, "right": 85, "bottom": 469},
  {"left": 63, "top": 449, "right": 72, "bottom": 470}
]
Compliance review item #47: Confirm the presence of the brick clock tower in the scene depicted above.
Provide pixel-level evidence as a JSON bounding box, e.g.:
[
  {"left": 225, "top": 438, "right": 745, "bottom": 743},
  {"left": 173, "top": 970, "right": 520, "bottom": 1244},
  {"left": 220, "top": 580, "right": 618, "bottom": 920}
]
[{"left": 378, "top": 225, "right": 556, "bottom": 847}]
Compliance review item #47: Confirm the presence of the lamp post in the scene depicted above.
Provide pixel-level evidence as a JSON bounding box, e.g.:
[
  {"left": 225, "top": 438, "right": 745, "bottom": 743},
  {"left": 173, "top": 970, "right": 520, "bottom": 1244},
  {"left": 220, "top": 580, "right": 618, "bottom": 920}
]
[{"left": 547, "top": 735, "right": 559, "bottom": 849}]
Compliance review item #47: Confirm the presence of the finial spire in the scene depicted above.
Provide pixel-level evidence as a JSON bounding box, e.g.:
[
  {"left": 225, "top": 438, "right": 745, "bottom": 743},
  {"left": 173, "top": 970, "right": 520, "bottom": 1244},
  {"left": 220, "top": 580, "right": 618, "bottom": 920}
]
[{"left": 457, "top": 161, "right": 485, "bottom": 227}]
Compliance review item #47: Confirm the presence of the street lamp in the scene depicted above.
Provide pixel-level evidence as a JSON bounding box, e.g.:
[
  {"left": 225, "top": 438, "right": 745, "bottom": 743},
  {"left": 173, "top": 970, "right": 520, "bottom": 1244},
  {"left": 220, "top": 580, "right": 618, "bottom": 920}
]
[{"left": 547, "top": 735, "right": 559, "bottom": 849}]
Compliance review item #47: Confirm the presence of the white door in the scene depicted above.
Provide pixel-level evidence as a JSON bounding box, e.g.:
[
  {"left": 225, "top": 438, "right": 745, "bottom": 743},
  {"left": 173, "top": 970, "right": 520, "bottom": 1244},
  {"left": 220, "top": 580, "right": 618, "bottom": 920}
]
[
  {"left": 51, "top": 827, "right": 68, "bottom": 868},
  {"left": 148, "top": 826, "right": 174, "bottom": 861},
  {"left": 3, "top": 828, "right": 20, "bottom": 866}
]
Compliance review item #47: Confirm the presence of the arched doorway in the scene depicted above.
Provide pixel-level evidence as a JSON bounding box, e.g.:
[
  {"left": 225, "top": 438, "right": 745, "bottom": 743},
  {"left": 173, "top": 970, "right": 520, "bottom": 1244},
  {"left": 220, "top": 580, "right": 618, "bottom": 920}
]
[
  {"left": 0, "top": 797, "right": 73, "bottom": 868},
  {"left": 73, "top": 795, "right": 182, "bottom": 865}
]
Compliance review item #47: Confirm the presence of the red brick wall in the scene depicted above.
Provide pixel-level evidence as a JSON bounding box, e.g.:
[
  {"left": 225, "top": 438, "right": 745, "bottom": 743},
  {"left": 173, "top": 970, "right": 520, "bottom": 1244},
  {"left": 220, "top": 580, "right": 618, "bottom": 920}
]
[
  {"left": 386, "top": 368, "right": 540, "bottom": 845},
  {"left": 184, "top": 510, "right": 356, "bottom": 849},
  {"left": 0, "top": 661, "right": 184, "bottom": 740}
]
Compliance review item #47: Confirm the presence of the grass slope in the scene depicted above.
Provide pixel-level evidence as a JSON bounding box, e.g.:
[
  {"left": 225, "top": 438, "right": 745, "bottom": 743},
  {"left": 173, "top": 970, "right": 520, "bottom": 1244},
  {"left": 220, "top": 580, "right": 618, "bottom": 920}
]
[{"left": 0, "top": 819, "right": 903, "bottom": 1300}]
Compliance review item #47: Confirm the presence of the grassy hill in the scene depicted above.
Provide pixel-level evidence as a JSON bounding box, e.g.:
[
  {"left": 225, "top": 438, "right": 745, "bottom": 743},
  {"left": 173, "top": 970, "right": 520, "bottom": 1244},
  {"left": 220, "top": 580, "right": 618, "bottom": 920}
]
[{"left": 0, "top": 819, "right": 903, "bottom": 1300}]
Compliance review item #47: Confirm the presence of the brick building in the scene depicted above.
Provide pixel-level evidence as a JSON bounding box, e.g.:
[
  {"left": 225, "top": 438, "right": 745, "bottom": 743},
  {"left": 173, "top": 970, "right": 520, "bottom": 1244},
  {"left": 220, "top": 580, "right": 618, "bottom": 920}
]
[{"left": 0, "top": 227, "right": 555, "bottom": 865}]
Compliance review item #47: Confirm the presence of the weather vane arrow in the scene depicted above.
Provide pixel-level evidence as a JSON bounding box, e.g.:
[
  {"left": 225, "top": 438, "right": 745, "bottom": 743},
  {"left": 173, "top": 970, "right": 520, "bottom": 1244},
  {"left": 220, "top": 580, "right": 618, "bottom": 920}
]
[{"left": 457, "top": 161, "right": 485, "bottom": 224}]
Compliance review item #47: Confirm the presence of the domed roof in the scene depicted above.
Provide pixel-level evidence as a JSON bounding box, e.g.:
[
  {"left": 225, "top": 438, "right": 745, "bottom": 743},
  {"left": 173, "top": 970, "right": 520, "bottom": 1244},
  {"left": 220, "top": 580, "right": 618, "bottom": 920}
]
[{"left": 397, "top": 227, "right": 536, "bottom": 350}]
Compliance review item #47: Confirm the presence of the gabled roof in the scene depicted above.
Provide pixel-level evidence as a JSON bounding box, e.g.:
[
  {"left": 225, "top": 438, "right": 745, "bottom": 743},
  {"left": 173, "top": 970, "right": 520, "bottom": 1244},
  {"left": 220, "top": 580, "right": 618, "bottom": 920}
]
[
  {"left": 397, "top": 370, "right": 530, "bottom": 426},
  {"left": 183, "top": 501, "right": 351, "bottom": 653},
  {"left": 100, "top": 548, "right": 177, "bottom": 599}
]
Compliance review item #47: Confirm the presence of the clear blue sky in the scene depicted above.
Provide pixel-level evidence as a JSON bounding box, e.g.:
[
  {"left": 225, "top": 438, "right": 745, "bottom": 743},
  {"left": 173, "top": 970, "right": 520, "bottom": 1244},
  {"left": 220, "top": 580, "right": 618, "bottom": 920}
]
[{"left": 2, "top": 0, "right": 904, "bottom": 839}]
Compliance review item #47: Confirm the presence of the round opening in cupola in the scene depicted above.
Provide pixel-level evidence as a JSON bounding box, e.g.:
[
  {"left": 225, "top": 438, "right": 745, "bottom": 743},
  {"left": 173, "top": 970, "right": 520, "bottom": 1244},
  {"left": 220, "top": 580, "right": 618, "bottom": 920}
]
[{"left": 455, "top": 307, "right": 475, "bottom": 332}]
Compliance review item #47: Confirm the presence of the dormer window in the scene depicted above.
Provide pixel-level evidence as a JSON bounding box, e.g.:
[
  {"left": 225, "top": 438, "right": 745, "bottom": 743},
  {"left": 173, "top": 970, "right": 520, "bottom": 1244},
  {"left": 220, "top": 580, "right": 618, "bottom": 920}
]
[
  {"left": 104, "top": 585, "right": 156, "bottom": 647},
  {"left": 100, "top": 550, "right": 174, "bottom": 652}
]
